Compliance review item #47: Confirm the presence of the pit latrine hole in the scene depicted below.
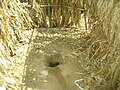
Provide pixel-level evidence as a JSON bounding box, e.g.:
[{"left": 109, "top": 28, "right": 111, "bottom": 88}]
[{"left": 48, "top": 61, "right": 60, "bottom": 67}]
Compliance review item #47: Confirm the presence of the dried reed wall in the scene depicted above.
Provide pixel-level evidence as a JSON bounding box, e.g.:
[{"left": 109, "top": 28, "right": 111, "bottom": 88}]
[
  {"left": 85, "top": 0, "right": 120, "bottom": 89},
  {"left": 28, "top": 0, "right": 85, "bottom": 27}
]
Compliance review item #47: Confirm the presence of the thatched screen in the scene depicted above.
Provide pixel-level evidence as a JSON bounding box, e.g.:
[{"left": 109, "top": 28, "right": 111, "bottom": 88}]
[
  {"left": 27, "top": 0, "right": 86, "bottom": 28},
  {"left": 84, "top": 0, "right": 120, "bottom": 90}
]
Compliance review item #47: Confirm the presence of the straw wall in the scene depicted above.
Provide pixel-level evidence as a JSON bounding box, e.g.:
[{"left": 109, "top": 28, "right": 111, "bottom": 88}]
[
  {"left": 28, "top": 0, "right": 85, "bottom": 28},
  {"left": 85, "top": 0, "right": 120, "bottom": 89}
]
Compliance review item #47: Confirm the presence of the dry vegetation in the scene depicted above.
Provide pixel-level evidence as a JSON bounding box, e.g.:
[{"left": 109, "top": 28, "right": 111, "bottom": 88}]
[{"left": 0, "top": 0, "right": 120, "bottom": 90}]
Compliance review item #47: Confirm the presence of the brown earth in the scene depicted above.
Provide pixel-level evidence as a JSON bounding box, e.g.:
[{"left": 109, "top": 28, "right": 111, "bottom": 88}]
[{"left": 22, "top": 32, "right": 85, "bottom": 90}]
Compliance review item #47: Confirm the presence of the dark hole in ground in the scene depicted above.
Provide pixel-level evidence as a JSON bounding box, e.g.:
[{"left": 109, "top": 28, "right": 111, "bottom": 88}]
[{"left": 48, "top": 61, "right": 60, "bottom": 67}]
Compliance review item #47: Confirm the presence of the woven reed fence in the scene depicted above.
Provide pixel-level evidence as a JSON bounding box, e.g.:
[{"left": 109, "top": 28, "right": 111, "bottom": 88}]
[
  {"left": 83, "top": 0, "right": 120, "bottom": 90},
  {"left": 25, "top": 0, "right": 87, "bottom": 28}
]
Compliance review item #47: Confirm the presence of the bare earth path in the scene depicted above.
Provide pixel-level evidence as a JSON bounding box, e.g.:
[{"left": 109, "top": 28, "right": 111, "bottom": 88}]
[{"left": 22, "top": 29, "right": 87, "bottom": 90}]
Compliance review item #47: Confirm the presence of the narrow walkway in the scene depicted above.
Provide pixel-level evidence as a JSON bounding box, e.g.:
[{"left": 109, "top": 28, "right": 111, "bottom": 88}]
[{"left": 22, "top": 29, "right": 86, "bottom": 90}]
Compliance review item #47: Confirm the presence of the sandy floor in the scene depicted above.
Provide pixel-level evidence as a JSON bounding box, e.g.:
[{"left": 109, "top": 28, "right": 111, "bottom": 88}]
[{"left": 22, "top": 30, "right": 85, "bottom": 90}]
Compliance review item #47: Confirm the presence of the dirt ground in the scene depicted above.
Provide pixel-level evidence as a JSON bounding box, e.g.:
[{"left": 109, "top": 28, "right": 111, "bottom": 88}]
[{"left": 22, "top": 29, "right": 87, "bottom": 90}]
